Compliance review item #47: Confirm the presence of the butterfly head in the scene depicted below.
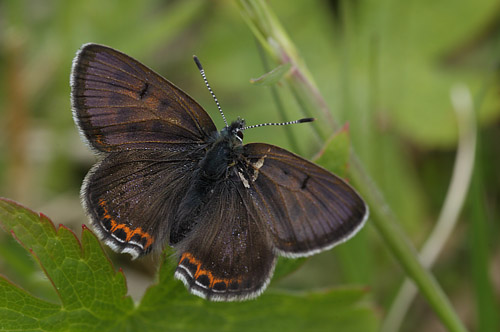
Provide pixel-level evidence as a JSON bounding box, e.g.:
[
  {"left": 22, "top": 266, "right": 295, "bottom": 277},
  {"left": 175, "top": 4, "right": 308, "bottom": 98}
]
[{"left": 223, "top": 118, "right": 246, "bottom": 144}]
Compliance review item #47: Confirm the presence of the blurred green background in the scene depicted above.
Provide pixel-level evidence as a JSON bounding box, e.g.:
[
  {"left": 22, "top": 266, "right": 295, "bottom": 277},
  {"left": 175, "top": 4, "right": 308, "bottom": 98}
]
[{"left": 0, "top": 0, "right": 499, "bottom": 331}]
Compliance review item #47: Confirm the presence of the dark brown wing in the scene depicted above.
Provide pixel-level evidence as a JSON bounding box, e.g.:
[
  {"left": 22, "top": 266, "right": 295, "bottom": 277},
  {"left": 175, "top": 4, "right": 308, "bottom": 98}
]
[
  {"left": 71, "top": 43, "right": 216, "bottom": 152},
  {"left": 83, "top": 149, "right": 200, "bottom": 258},
  {"left": 242, "top": 143, "right": 368, "bottom": 257},
  {"left": 174, "top": 179, "right": 276, "bottom": 301}
]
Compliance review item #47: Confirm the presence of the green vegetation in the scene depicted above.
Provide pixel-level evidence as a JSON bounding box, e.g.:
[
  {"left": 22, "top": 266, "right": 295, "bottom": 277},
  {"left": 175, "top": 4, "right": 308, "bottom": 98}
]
[{"left": 1, "top": 1, "right": 498, "bottom": 331}]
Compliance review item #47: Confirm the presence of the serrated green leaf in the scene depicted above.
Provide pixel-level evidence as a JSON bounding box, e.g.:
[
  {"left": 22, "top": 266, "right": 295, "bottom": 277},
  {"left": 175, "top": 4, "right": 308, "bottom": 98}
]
[
  {"left": 250, "top": 63, "right": 292, "bottom": 86},
  {"left": 0, "top": 198, "right": 378, "bottom": 331},
  {"left": 0, "top": 277, "right": 60, "bottom": 331},
  {"left": 0, "top": 198, "right": 134, "bottom": 331},
  {"left": 0, "top": 232, "right": 58, "bottom": 303}
]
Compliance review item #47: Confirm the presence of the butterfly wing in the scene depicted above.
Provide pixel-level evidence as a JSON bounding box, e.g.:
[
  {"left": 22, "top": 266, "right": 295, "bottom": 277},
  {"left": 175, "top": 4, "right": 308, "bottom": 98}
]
[
  {"left": 83, "top": 149, "right": 201, "bottom": 258},
  {"left": 71, "top": 43, "right": 216, "bottom": 152},
  {"left": 242, "top": 143, "right": 368, "bottom": 257},
  {"left": 174, "top": 179, "right": 276, "bottom": 301}
]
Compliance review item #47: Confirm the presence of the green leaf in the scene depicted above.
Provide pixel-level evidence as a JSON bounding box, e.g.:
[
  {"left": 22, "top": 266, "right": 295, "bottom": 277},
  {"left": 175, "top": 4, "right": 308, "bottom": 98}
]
[
  {"left": 0, "top": 198, "right": 134, "bottom": 331},
  {"left": 0, "top": 198, "right": 379, "bottom": 331},
  {"left": 250, "top": 63, "right": 292, "bottom": 86},
  {"left": 272, "top": 256, "right": 307, "bottom": 281},
  {"left": 0, "top": 277, "right": 60, "bottom": 332},
  {"left": 314, "top": 126, "right": 351, "bottom": 177}
]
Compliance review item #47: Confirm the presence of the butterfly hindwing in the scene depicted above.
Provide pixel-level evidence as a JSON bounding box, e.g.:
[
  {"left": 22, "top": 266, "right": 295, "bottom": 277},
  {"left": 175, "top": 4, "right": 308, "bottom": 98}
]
[
  {"left": 174, "top": 178, "right": 276, "bottom": 301},
  {"left": 242, "top": 143, "right": 368, "bottom": 257},
  {"left": 71, "top": 43, "right": 216, "bottom": 152},
  {"left": 83, "top": 149, "right": 201, "bottom": 258}
]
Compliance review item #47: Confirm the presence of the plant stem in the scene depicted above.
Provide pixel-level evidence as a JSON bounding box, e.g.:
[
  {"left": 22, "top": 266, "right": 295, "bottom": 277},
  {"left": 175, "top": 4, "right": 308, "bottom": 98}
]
[
  {"left": 350, "top": 151, "right": 468, "bottom": 332},
  {"left": 382, "top": 85, "right": 477, "bottom": 332}
]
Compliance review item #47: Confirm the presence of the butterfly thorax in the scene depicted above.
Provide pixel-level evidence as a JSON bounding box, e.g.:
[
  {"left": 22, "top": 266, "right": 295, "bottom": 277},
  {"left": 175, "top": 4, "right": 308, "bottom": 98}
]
[{"left": 198, "top": 119, "right": 245, "bottom": 181}]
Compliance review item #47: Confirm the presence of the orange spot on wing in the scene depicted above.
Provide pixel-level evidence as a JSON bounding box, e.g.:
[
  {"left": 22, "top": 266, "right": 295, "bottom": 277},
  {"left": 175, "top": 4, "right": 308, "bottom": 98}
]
[
  {"left": 179, "top": 252, "right": 242, "bottom": 289},
  {"left": 98, "top": 199, "right": 154, "bottom": 249},
  {"left": 94, "top": 134, "right": 104, "bottom": 145}
]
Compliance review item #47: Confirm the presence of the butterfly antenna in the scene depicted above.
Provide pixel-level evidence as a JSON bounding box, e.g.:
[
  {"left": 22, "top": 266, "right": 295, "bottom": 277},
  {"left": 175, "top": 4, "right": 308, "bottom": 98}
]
[
  {"left": 242, "top": 117, "right": 315, "bottom": 131},
  {"left": 193, "top": 56, "right": 228, "bottom": 127}
]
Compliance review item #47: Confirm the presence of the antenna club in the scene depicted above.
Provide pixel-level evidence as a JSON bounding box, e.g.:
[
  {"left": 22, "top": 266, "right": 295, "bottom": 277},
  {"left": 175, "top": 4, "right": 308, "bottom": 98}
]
[
  {"left": 299, "top": 117, "right": 315, "bottom": 123},
  {"left": 193, "top": 56, "right": 203, "bottom": 71}
]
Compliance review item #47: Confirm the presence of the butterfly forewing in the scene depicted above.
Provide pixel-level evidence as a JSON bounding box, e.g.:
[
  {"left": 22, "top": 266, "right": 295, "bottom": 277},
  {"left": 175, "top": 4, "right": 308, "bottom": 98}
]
[
  {"left": 71, "top": 44, "right": 216, "bottom": 152},
  {"left": 243, "top": 143, "right": 368, "bottom": 257}
]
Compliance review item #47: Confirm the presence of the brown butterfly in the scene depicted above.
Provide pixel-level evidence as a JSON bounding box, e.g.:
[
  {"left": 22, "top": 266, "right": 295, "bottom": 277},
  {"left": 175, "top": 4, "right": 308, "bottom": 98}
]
[{"left": 71, "top": 43, "right": 368, "bottom": 301}]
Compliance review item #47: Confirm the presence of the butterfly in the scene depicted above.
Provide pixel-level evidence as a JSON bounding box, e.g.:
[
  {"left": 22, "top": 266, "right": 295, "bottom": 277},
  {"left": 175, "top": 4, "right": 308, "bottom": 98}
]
[{"left": 70, "top": 43, "right": 368, "bottom": 301}]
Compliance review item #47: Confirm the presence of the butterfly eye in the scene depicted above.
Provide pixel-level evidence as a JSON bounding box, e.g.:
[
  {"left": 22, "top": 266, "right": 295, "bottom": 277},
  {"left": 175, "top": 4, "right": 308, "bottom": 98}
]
[{"left": 236, "top": 131, "right": 244, "bottom": 140}]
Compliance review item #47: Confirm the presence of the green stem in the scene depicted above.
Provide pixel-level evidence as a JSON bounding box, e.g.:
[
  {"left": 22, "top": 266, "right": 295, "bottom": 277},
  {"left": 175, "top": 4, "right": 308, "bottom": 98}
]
[
  {"left": 349, "top": 152, "right": 467, "bottom": 332},
  {"left": 236, "top": 1, "right": 469, "bottom": 331},
  {"left": 382, "top": 85, "right": 477, "bottom": 332}
]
